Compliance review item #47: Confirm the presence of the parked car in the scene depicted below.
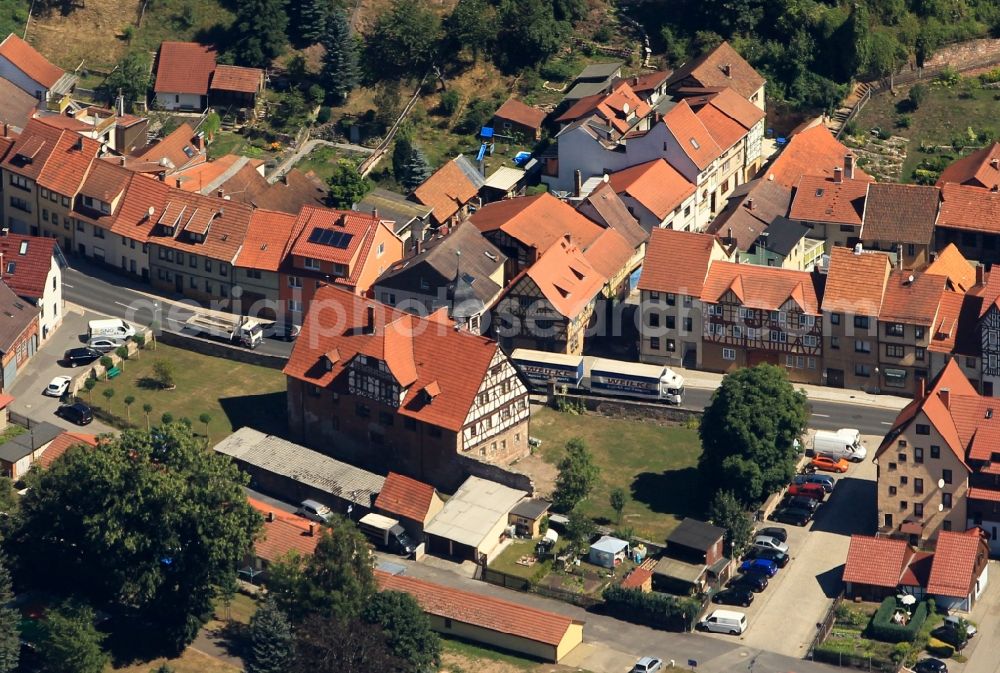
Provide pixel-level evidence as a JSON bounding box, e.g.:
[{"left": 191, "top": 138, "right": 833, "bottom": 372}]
[
  {"left": 730, "top": 573, "right": 768, "bottom": 593},
  {"left": 56, "top": 402, "right": 93, "bottom": 426},
  {"left": 296, "top": 499, "right": 333, "bottom": 523},
  {"left": 88, "top": 337, "right": 125, "bottom": 353},
  {"left": 770, "top": 506, "right": 813, "bottom": 526},
  {"left": 267, "top": 320, "right": 301, "bottom": 341},
  {"left": 43, "top": 376, "right": 72, "bottom": 397},
  {"left": 811, "top": 454, "right": 850, "bottom": 473},
  {"left": 943, "top": 615, "right": 977, "bottom": 637},
  {"left": 931, "top": 624, "right": 969, "bottom": 650},
  {"left": 630, "top": 657, "right": 663, "bottom": 673},
  {"left": 792, "top": 474, "right": 836, "bottom": 492},
  {"left": 697, "top": 609, "right": 747, "bottom": 635},
  {"left": 782, "top": 495, "right": 820, "bottom": 512},
  {"left": 914, "top": 658, "right": 948, "bottom": 673},
  {"left": 787, "top": 483, "right": 825, "bottom": 500},
  {"left": 755, "top": 526, "right": 788, "bottom": 543},
  {"left": 753, "top": 534, "right": 789, "bottom": 554},
  {"left": 739, "top": 558, "right": 778, "bottom": 577},
  {"left": 62, "top": 347, "right": 102, "bottom": 367},
  {"left": 745, "top": 547, "right": 789, "bottom": 568},
  {"left": 711, "top": 587, "right": 754, "bottom": 607}
]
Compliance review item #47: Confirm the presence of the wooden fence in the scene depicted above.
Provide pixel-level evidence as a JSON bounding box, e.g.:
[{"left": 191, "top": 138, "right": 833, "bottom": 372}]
[
  {"left": 479, "top": 566, "right": 603, "bottom": 609},
  {"left": 357, "top": 75, "right": 427, "bottom": 177}
]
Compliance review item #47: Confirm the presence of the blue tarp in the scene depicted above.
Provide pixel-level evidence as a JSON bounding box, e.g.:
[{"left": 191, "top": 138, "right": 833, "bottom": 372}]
[
  {"left": 513, "top": 151, "right": 531, "bottom": 166},
  {"left": 480, "top": 126, "right": 494, "bottom": 139}
]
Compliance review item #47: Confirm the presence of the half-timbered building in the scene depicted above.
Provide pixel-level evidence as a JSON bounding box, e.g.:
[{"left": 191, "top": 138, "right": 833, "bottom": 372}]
[
  {"left": 699, "top": 261, "right": 824, "bottom": 384},
  {"left": 284, "top": 285, "right": 530, "bottom": 491}
]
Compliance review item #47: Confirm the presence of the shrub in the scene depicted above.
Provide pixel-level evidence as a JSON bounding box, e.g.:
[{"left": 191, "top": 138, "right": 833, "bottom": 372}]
[
  {"left": 539, "top": 59, "right": 577, "bottom": 82},
  {"left": 908, "top": 83, "right": 928, "bottom": 110},
  {"left": 438, "top": 90, "right": 460, "bottom": 117},
  {"left": 602, "top": 586, "right": 701, "bottom": 632},
  {"left": 926, "top": 637, "right": 954, "bottom": 658},
  {"left": 867, "top": 598, "right": 927, "bottom": 643},
  {"left": 897, "top": 115, "right": 912, "bottom": 129},
  {"left": 891, "top": 642, "right": 911, "bottom": 663},
  {"left": 317, "top": 107, "right": 332, "bottom": 124}
]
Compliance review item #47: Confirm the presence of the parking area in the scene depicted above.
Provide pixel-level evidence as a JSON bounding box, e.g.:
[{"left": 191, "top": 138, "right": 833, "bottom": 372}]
[
  {"left": 702, "top": 434, "right": 880, "bottom": 656},
  {"left": 8, "top": 303, "right": 114, "bottom": 433}
]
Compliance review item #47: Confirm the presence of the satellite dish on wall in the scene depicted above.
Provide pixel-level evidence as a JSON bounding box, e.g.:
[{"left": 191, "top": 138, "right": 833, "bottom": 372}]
[
  {"left": 938, "top": 479, "right": 945, "bottom": 488},
  {"left": 623, "top": 103, "right": 630, "bottom": 115},
  {"left": 938, "top": 503, "right": 944, "bottom": 512}
]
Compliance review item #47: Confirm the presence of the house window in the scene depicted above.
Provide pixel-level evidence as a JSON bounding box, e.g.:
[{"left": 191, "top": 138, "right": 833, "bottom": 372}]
[
  {"left": 288, "top": 276, "right": 302, "bottom": 288},
  {"left": 664, "top": 292, "right": 674, "bottom": 305},
  {"left": 884, "top": 513, "right": 893, "bottom": 528},
  {"left": 914, "top": 503, "right": 923, "bottom": 516},
  {"left": 889, "top": 486, "right": 897, "bottom": 495},
  {"left": 914, "top": 447, "right": 924, "bottom": 464},
  {"left": 205, "top": 259, "right": 213, "bottom": 273},
  {"left": 854, "top": 316, "right": 870, "bottom": 329},
  {"left": 855, "top": 363, "right": 871, "bottom": 377},
  {"left": 966, "top": 356, "right": 977, "bottom": 368},
  {"left": 665, "top": 316, "right": 676, "bottom": 329},
  {"left": 943, "top": 520, "right": 952, "bottom": 531},
  {"left": 648, "top": 313, "right": 659, "bottom": 328},
  {"left": 683, "top": 317, "right": 693, "bottom": 331},
  {"left": 915, "top": 424, "right": 930, "bottom": 435},
  {"left": 898, "top": 453, "right": 907, "bottom": 463},
  {"left": 915, "top": 347, "right": 925, "bottom": 361},
  {"left": 723, "top": 348, "right": 736, "bottom": 361},
  {"left": 914, "top": 326, "right": 925, "bottom": 340},
  {"left": 289, "top": 299, "right": 303, "bottom": 313},
  {"left": 220, "top": 263, "right": 229, "bottom": 277},
  {"left": 355, "top": 403, "right": 370, "bottom": 418},
  {"left": 831, "top": 336, "right": 840, "bottom": 349},
  {"left": 930, "top": 445, "right": 940, "bottom": 459},
  {"left": 855, "top": 340, "right": 871, "bottom": 353},
  {"left": 900, "top": 501, "right": 908, "bottom": 511},
  {"left": 304, "top": 257, "right": 320, "bottom": 270},
  {"left": 886, "top": 323, "right": 904, "bottom": 337},
  {"left": 650, "top": 337, "right": 660, "bottom": 350},
  {"left": 886, "top": 344, "right": 904, "bottom": 358},
  {"left": 914, "top": 478, "right": 923, "bottom": 494},
  {"left": 942, "top": 469, "right": 952, "bottom": 484},
  {"left": 666, "top": 339, "right": 676, "bottom": 351},
  {"left": 888, "top": 462, "right": 897, "bottom": 471},
  {"left": 377, "top": 242, "right": 384, "bottom": 257},
  {"left": 830, "top": 312, "right": 841, "bottom": 325}
]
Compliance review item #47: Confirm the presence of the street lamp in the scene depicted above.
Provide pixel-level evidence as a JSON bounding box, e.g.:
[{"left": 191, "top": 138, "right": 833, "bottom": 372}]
[{"left": 874, "top": 367, "right": 880, "bottom": 402}]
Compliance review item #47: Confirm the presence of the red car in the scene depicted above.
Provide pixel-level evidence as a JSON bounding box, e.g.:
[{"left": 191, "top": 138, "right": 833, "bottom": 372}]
[
  {"left": 787, "top": 483, "right": 825, "bottom": 500},
  {"left": 811, "top": 455, "right": 849, "bottom": 473}
]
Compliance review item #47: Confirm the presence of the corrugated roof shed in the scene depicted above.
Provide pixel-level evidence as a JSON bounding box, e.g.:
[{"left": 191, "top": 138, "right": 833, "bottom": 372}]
[
  {"left": 424, "top": 476, "right": 527, "bottom": 548},
  {"left": 213, "top": 427, "right": 384, "bottom": 506}
]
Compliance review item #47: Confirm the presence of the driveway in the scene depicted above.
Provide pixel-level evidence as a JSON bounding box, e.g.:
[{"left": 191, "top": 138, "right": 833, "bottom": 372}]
[
  {"left": 8, "top": 303, "right": 114, "bottom": 434},
  {"left": 955, "top": 559, "right": 1000, "bottom": 673},
  {"left": 702, "top": 435, "right": 879, "bottom": 656}
]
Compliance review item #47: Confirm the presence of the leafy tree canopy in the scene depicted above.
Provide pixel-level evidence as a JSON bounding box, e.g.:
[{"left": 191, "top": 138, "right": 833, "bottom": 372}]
[
  {"left": 553, "top": 437, "right": 599, "bottom": 512},
  {"left": 247, "top": 596, "right": 294, "bottom": 673},
  {"left": 364, "top": 0, "right": 443, "bottom": 81},
  {"left": 36, "top": 602, "right": 108, "bottom": 673},
  {"left": 230, "top": 0, "right": 289, "bottom": 68},
  {"left": 100, "top": 52, "right": 150, "bottom": 111},
  {"left": 707, "top": 490, "right": 754, "bottom": 556},
  {"left": 0, "top": 555, "right": 17, "bottom": 673},
  {"left": 361, "top": 591, "right": 441, "bottom": 673},
  {"left": 326, "top": 161, "right": 373, "bottom": 209}
]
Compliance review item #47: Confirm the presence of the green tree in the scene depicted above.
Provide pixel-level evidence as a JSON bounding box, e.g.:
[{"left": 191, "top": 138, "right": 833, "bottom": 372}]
[
  {"left": 298, "top": 0, "right": 331, "bottom": 44},
  {"left": 102, "top": 388, "right": 115, "bottom": 413},
  {"left": 292, "top": 615, "right": 403, "bottom": 673},
  {"left": 392, "top": 136, "right": 432, "bottom": 190},
  {"left": 320, "top": 7, "right": 358, "bottom": 104},
  {"left": 564, "top": 507, "right": 595, "bottom": 554},
  {"left": 202, "top": 111, "right": 221, "bottom": 141},
  {"left": 153, "top": 360, "right": 175, "bottom": 389},
  {"left": 124, "top": 395, "right": 135, "bottom": 424},
  {"left": 161, "top": 412, "right": 174, "bottom": 425},
  {"left": 36, "top": 602, "right": 108, "bottom": 673},
  {"left": 142, "top": 403, "right": 153, "bottom": 431},
  {"left": 231, "top": 0, "right": 290, "bottom": 68},
  {"left": 909, "top": 82, "right": 928, "bottom": 109},
  {"left": 707, "top": 490, "right": 754, "bottom": 557},
  {"left": 247, "top": 596, "right": 294, "bottom": 673},
  {"left": 199, "top": 413, "right": 212, "bottom": 443},
  {"left": 364, "top": 0, "right": 442, "bottom": 80},
  {"left": 0, "top": 555, "right": 18, "bottom": 673},
  {"left": 115, "top": 346, "right": 129, "bottom": 368},
  {"left": 83, "top": 377, "right": 96, "bottom": 400},
  {"left": 361, "top": 591, "right": 441, "bottom": 673},
  {"left": 445, "top": 0, "right": 498, "bottom": 60},
  {"left": 866, "top": 29, "right": 907, "bottom": 78},
  {"left": 609, "top": 487, "right": 627, "bottom": 524},
  {"left": 699, "top": 364, "right": 808, "bottom": 505},
  {"left": 327, "top": 161, "right": 372, "bottom": 208},
  {"left": 552, "top": 437, "right": 599, "bottom": 512},
  {"left": 0, "top": 477, "right": 16, "bottom": 539},
  {"left": 100, "top": 52, "right": 150, "bottom": 110},
  {"left": 496, "top": 0, "right": 564, "bottom": 71},
  {"left": 267, "top": 516, "right": 376, "bottom": 622},
  {"left": 12, "top": 425, "right": 261, "bottom": 650}
]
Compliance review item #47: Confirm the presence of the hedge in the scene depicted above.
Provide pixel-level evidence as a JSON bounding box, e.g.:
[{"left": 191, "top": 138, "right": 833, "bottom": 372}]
[
  {"left": 926, "top": 637, "right": 954, "bottom": 658},
  {"left": 866, "top": 598, "right": 928, "bottom": 643},
  {"left": 602, "top": 586, "right": 701, "bottom": 632}
]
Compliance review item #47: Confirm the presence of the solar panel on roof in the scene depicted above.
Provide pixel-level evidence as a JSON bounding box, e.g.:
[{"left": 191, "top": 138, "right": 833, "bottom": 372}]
[{"left": 307, "top": 227, "right": 354, "bottom": 249}]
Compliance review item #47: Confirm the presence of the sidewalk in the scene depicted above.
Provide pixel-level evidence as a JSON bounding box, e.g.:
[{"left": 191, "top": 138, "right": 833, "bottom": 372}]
[{"left": 676, "top": 365, "right": 910, "bottom": 411}]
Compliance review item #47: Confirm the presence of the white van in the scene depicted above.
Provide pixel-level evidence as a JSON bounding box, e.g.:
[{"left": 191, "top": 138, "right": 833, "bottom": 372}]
[
  {"left": 813, "top": 428, "right": 867, "bottom": 462},
  {"left": 88, "top": 318, "right": 135, "bottom": 340},
  {"left": 698, "top": 609, "right": 747, "bottom": 635}
]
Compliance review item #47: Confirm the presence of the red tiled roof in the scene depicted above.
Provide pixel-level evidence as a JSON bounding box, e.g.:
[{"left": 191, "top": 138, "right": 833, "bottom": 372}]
[
  {"left": 862, "top": 183, "right": 940, "bottom": 245},
  {"left": 702, "top": 87, "right": 765, "bottom": 130},
  {"left": 929, "top": 290, "right": 964, "bottom": 354},
  {"left": 150, "top": 190, "right": 254, "bottom": 262},
  {"left": 0, "top": 394, "right": 13, "bottom": 409},
  {"left": 638, "top": 229, "right": 722, "bottom": 295},
  {"left": 701, "top": 260, "right": 820, "bottom": 314},
  {"left": 938, "top": 183, "right": 1000, "bottom": 234},
  {"left": 375, "top": 472, "right": 438, "bottom": 523},
  {"left": 375, "top": 570, "right": 581, "bottom": 647},
  {"left": 286, "top": 206, "right": 387, "bottom": 287},
  {"left": 3, "top": 118, "right": 88, "bottom": 188},
  {"left": 108, "top": 173, "right": 173, "bottom": 241},
  {"left": 766, "top": 125, "right": 872, "bottom": 189},
  {"left": 900, "top": 551, "right": 934, "bottom": 587},
  {"left": 790, "top": 175, "right": 868, "bottom": 224},
  {"left": 210, "top": 64, "right": 262, "bottom": 94},
  {"left": 925, "top": 244, "right": 976, "bottom": 293},
  {"left": 937, "top": 143, "right": 1000, "bottom": 190},
  {"left": 555, "top": 80, "right": 652, "bottom": 135},
  {"left": 412, "top": 156, "right": 480, "bottom": 226},
  {"left": 154, "top": 41, "right": 217, "bottom": 95},
  {"left": 135, "top": 123, "right": 203, "bottom": 171},
  {"left": 968, "top": 486, "right": 1000, "bottom": 502},
  {"left": 37, "top": 431, "right": 98, "bottom": 469},
  {"left": 621, "top": 566, "right": 653, "bottom": 589},
  {"left": 493, "top": 98, "right": 546, "bottom": 129},
  {"left": 843, "top": 535, "right": 913, "bottom": 588},
  {"left": 248, "top": 498, "right": 320, "bottom": 562},
  {"left": 629, "top": 70, "right": 670, "bottom": 94},
  {"left": 236, "top": 209, "right": 297, "bottom": 272},
  {"left": 663, "top": 100, "right": 722, "bottom": 170},
  {"left": 927, "top": 530, "right": 985, "bottom": 598},
  {"left": 0, "top": 34, "right": 64, "bottom": 89},
  {"left": 696, "top": 102, "right": 747, "bottom": 151},
  {"left": 37, "top": 132, "right": 100, "bottom": 197},
  {"left": 284, "top": 286, "right": 503, "bottom": 432},
  {"left": 879, "top": 271, "right": 946, "bottom": 326},
  {"left": 511, "top": 237, "right": 605, "bottom": 319},
  {"left": 79, "top": 158, "right": 130, "bottom": 203},
  {"left": 583, "top": 226, "right": 635, "bottom": 280},
  {"left": 471, "top": 193, "right": 605, "bottom": 254},
  {"left": 667, "top": 41, "right": 765, "bottom": 100},
  {"left": 607, "top": 159, "right": 695, "bottom": 219},
  {"left": 0, "top": 234, "right": 57, "bottom": 299},
  {"left": 578, "top": 182, "right": 647, "bottom": 248},
  {"left": 173, "top": 153, "right": 242, "bottom": 192},
  {"left": 822, "top": 247, "right": 891, "bottom": 315}
]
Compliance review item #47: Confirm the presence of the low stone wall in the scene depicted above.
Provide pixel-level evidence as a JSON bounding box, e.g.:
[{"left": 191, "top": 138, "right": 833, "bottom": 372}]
[
  {"left": 555, "top": 393, "right": 702, "bottom": 424},
  {"left": 157, "top": 330, "right": 287, "bottom": 370},
  {"left": 455, "top": 453, "right": 534, "bottom": 494}
]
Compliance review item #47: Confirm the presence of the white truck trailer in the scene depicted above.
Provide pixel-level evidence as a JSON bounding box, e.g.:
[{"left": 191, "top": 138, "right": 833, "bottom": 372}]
[{"left": 183, "top": 314, "right": 264, "bottom": 349}]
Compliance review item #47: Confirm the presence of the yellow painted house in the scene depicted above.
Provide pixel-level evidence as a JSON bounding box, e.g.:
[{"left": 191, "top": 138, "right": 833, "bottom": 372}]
[{"left": 375, "top": 570, "right": 584, "bottom": 662}]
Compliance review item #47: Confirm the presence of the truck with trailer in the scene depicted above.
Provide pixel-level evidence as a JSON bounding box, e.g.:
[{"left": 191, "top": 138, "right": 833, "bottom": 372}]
[
  {"left": 509, "top": 349, "right": 685, "bottom": 405},
  {"left": 358, "top": 513, "right": 416, "bottom": 556},
  {"left": 183, "top": 314, "right": 264, "bottom": 349},
  {"left": 88, "top": 318, "right": 135, "bottom": 340}
]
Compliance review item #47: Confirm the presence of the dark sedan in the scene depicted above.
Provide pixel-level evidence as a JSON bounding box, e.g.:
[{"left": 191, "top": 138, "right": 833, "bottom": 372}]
[
  {"left": 730, "top": 573, "right": 768, "bottom": 593},
  {"left": 746, "top": 547, "right": 790, "bottom": 567},
  {"left": 56, "top": 402, "right": 93, "bottom": 426},
  {"left": 770, "top": 506, "right": 813, "bottom": 526},
  {"left": 914, "top": 659, "right": 948, "bottom": 673},
  {"left": 712, "top": 587, "right": 754, "bottom": 607},
  {"left": 782, "top": 495, "right": 820, "bottom": 512},
  {"left": 755, "top": 526, "right": 788, "bottom": 542},
  {"left": 62, "top": 347, "right": 102, "bottom": 367}
]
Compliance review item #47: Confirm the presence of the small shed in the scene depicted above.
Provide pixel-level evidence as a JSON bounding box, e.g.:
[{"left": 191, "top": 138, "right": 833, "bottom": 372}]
[
  {"left": 666, "top": 517, "right": 726, "bottom": 566},
  {"left": 588, "top": 535, "right": 629, "bottom": 569},
  {"left": 481, "top": 167, "right": 527, "bottom": 203},
  {"left": 508, "top": 498, "right": 551, "bottom": 538},
  {"left": 492, "top": 98, "right": 547, "bottom": 141}
]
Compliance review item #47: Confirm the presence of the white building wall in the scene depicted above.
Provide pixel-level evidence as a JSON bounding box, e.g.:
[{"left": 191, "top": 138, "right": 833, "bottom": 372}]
[
  {"left": 38, "top": 254, "right": 62, "bottom": 342},
  {"left": 155, "top": 92, "right": 203, "bottom": 111},
  {"left": 0, "top": 55, "right": 46, "bottom": 99}
]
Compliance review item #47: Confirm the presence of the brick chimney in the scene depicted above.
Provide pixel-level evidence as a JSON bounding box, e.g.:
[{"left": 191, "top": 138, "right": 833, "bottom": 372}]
[
  {"left": 977, "top": 264, "right": 986, "bottom": 287},
  {"left": 844, "top": 153, "right": 855, "bottom": 180},
  {"left": 308, "top": 523, "right": 315, "bottom": 537},
  {"left": 722, "top": 64, "right": 732, "bottom": 77},
  {"left": 917, "top": 377, "right": 927, "bottom": 400},
  {"left": 833, "top": 166, "right": 843, "bottom": 184},
  {"left": 940, "top": 387, "right": 951, "bottom": 410},
  {"left": 365, "top": 305, "right": 376, "bottom": 334},
  {"left": 574, "top": 170, "right": 583, "bottom": 198},
  {"left": 267, "top": 511, "right": 274, "bottom": 522},
  {"left": 746, "top": 197, "right": 754, "bottom": 211}
]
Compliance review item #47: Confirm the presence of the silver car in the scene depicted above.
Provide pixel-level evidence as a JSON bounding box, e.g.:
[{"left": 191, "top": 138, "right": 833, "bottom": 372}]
[
  {"left": 752, "top": 534, "right": 789, "bottom": 554},
  {"left": 296, "top": 499, "right": 333, "bottom": 523}
]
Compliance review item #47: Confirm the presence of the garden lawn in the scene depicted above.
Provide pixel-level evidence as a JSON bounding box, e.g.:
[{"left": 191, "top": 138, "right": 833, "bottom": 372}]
[
  {"left": 297, "top": 144, "right": 369, "bottom": 183},
  {"left": 530, "top": 407, "right": 704, "bottom": 540},
  {"left": 852, "top": 80, "right": 1000, "bottom": 182},
  {"left": 108, "top": 649, "right": 241, "bottom": 673},
  {"left": 82, "top": 343, "right": 287, "bottom": 439}
]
